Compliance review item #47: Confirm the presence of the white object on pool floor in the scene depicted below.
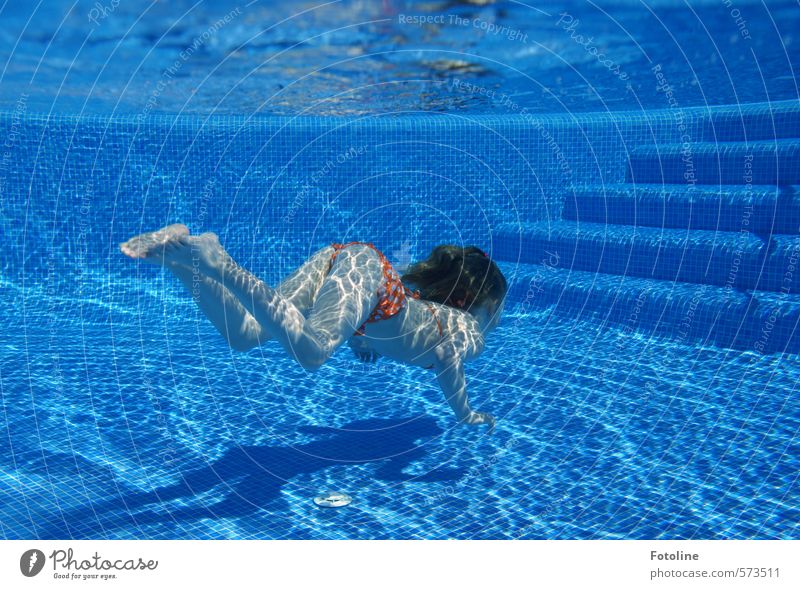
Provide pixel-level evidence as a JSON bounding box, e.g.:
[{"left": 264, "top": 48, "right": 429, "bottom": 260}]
[{"left": 313, "top": 492, "right": 352, "bottom": 508}]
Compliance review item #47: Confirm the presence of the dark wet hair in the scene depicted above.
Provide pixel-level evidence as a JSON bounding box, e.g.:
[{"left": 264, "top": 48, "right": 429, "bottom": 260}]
[{"left": 401, "top": 245, "right": 507, "bottom": 313}]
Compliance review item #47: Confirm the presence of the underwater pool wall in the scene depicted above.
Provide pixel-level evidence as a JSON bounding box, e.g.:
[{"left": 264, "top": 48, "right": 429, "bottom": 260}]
[{"left": 2, "top": 101, "right": 799, "bottom": 351}]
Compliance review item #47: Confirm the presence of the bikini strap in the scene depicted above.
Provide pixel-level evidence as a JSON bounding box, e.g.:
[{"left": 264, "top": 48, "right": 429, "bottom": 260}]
[{"left": 422, "top": 300, "right": 443, "bottom": 338}]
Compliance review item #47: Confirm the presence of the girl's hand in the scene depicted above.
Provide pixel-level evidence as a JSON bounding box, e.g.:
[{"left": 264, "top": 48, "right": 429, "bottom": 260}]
[
  {"left": 349, "top": 338, "right": 379, "bottom": 363},
  {"left": 467, "top": 411, "right": 496, "bottom": 432},
  {"left": 355, "top": 349, "right": 379, "bottom": 363}
]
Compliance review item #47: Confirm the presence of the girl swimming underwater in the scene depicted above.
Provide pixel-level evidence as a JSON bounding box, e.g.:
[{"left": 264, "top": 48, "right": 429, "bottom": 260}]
[{"left": 120, "top": 225, "right": 507, "bottom": 430}]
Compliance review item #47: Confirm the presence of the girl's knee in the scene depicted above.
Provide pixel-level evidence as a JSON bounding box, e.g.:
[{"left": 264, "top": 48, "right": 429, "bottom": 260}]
[
  {"left": 296, "top": 327, "right": 336, "bottom": 371},
  {"left": 298, "top": 357, "right": 324, "bottom": 372},
  {"left": 229, "top": 339, "right": 258, "bottom": 353}
]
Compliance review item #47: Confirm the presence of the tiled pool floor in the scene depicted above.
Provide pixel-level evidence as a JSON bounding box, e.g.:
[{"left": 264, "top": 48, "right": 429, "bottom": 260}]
[{"left": 1, "top": 278, "right": 796, "bottom": 539}]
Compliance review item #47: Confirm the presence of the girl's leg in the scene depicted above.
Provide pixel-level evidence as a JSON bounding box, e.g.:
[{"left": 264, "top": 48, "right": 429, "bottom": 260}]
[
  {"left": 185, "top": 234, "right": 383, "bottom": 371},
  {"left": 120, "top": 224, "right": 335, "bottom": 352},
  {"left": 165, "top": 262, "right": 266, "bottom": 351},
  {"left": 274, "top": 245, "right": 338, "bottom": 311},
  {"left": 165, "top": 245, "right": 336, "bottom": 351}
]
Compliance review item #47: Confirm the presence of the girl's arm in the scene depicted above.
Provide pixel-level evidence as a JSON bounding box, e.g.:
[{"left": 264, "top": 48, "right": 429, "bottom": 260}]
[{"left": 433, "top": 324, "right": 494, "bottom": 430}]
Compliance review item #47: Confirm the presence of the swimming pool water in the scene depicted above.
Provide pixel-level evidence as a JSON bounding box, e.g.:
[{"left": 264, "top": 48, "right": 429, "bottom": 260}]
[
  {"left": 0, "top": 0, "right": 797, "bottom": 116},
  {"left": 1, "top": 0, "right": 799, "bottom": 540},
  {"left": 2, "top": 282, "right": 796, "bottom": 539}
]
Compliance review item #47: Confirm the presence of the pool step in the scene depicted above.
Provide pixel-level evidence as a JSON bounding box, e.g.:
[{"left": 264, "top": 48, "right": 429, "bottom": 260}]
[
  {"left": 494, "top": 221, "right": 800, "bottom": 293},
  {"left": 500, "top": 262, "right": 800, "bottom": 354},
  {"left": 563, "top": 184, "right": 800, "bottom": 234},
  {"left": 626, "top": 139, "right": 800, "bottom": 185},
  {"left": 700, "top": 100, "right": 800, "bottom": 141},
  {"left": 525, "top": 102, "right": 800, "bottom": 353}
]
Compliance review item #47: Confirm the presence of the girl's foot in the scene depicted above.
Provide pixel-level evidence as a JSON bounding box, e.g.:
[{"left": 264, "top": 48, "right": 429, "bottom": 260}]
[
  {"left": 121, "top": 225, "right": 230, "bottom": 282},
  {"left": 120, "top": 224, "right": 190, "bottom": 264}
]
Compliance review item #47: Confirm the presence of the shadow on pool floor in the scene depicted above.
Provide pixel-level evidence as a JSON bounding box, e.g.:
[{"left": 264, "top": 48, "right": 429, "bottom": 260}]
[{"left": 35, "top": 416, "right": 466, "bottom": 539}]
